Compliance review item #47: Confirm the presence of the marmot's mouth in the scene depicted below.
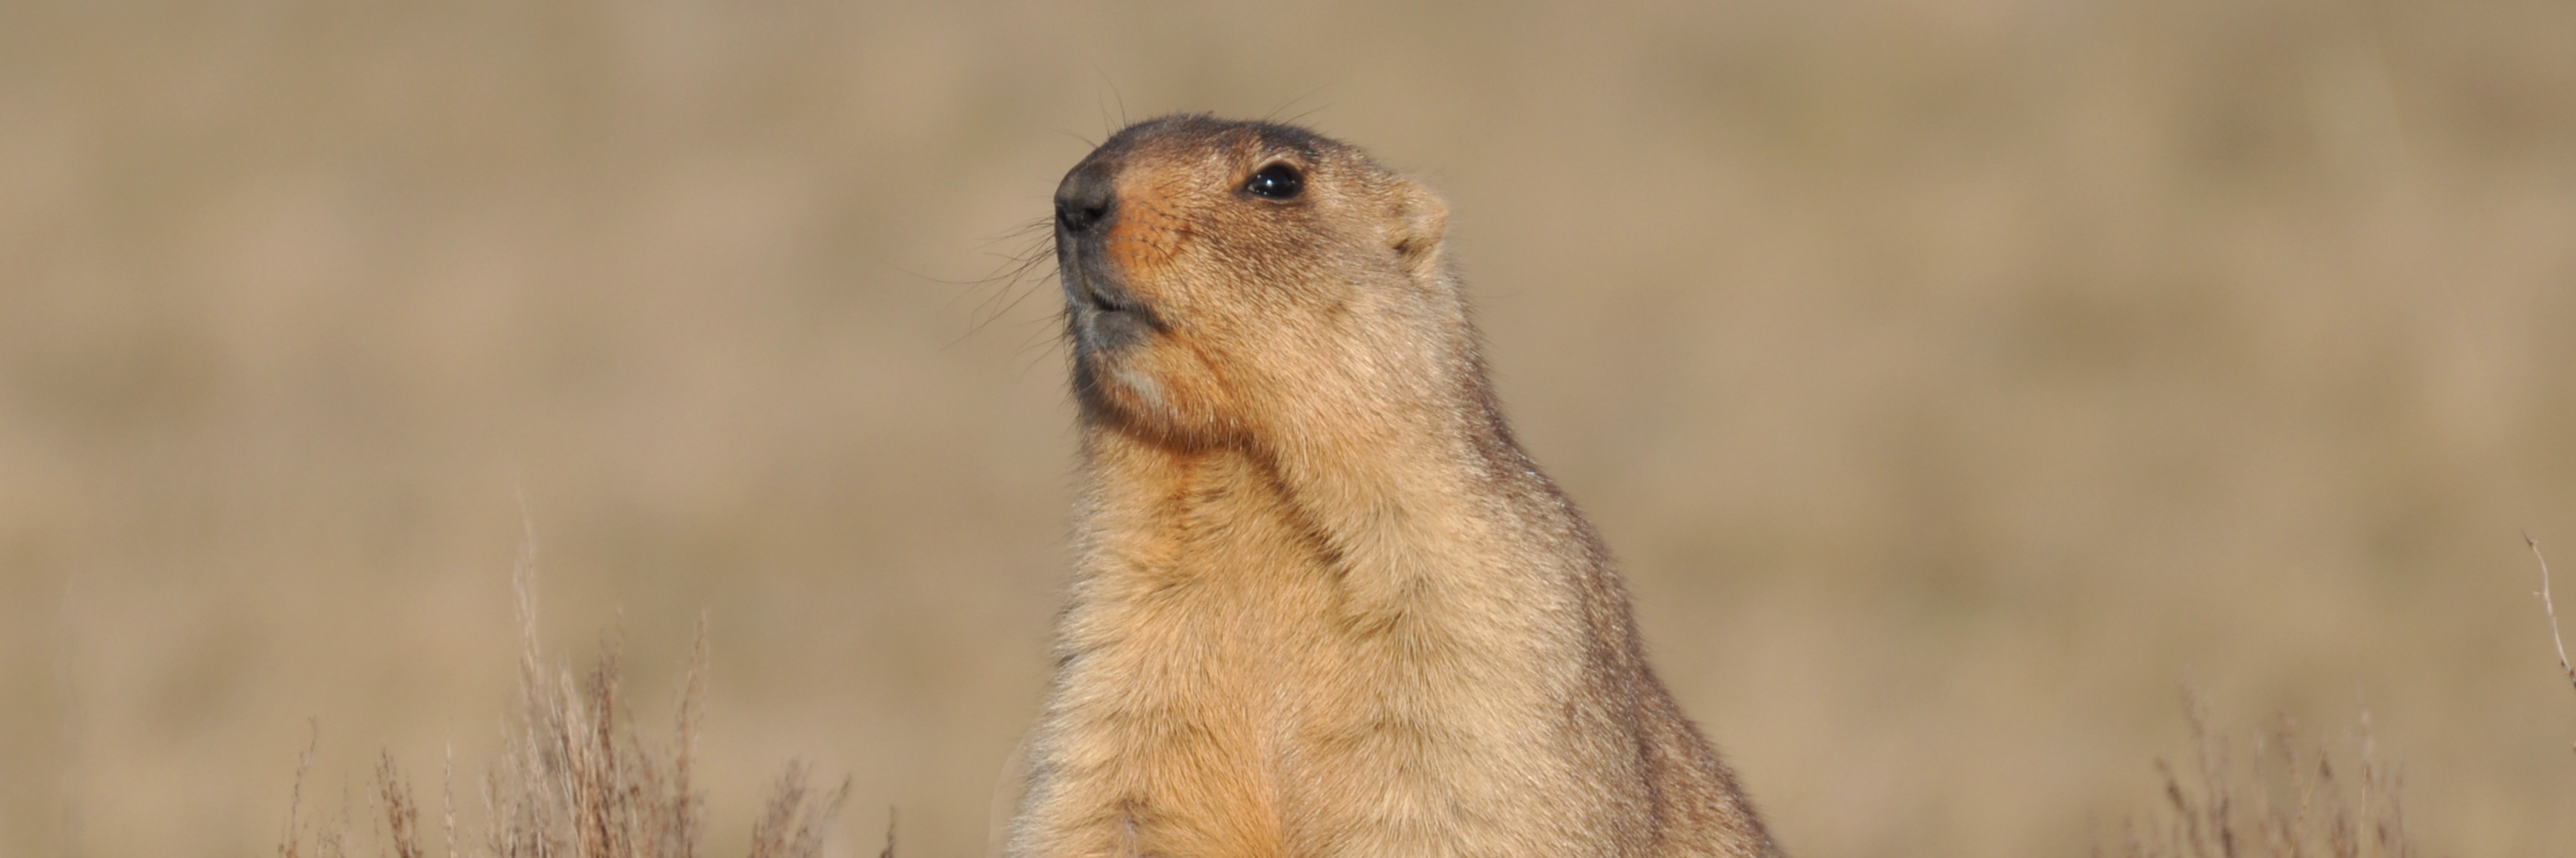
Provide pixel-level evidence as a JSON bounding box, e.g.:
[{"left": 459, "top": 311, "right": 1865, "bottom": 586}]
[
  {"left": 1056, "top": 210, "right": 1162, "bottom": 352},
  {"left": 1062, "top": 264, "right": 1160, "bottom": 352},
  {"left": 1068, "top": 269, "right": 1143, "bottom": 318}
]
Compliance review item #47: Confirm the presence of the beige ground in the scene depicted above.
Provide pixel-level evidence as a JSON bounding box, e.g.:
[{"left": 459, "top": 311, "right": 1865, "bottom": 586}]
[{"left": 4, "top": 0, "right": 2574, "bottom": 856}]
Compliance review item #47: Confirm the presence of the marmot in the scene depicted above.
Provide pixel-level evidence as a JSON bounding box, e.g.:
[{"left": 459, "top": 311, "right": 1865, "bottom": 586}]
[{"left": 1009, "top": 115, "right": 1785, "bottom": 858}]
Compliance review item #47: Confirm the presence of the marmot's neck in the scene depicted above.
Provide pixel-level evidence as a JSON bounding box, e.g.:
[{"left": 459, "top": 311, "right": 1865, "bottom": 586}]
[{"left": 1076, "top": 363, "right": 1595, "bottom": 618}]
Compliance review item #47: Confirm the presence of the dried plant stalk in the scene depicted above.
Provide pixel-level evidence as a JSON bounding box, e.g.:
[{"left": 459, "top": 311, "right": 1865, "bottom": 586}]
[
  {"left": 746, "top": 762, "right": 853, "bottom": 858},
  {"left": 2110, "top": 694, "right": 2412, "bottom": 858},
  {"left": 2526, "top": 532, "right": 2576, "bottom": 752},
  {"left": 378, "top": 752, "right": 425, "bottom": 858},
  {"left": 281, "top": 721, "right": 320, "bottom": 858},
  {"left": 279, "top": 555, "right": 848, "bottom": 858}
]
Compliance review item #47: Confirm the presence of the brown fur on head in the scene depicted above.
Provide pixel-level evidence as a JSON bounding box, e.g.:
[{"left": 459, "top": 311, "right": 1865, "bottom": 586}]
[{"left": 1054, "top": 115, "right": 1457, "bottom": 452}]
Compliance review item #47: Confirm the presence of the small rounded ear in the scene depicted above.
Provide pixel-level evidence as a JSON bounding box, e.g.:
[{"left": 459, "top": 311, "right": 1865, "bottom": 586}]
[{"left": 1387, "top": 177, "right": 1450, "bottom": 281}]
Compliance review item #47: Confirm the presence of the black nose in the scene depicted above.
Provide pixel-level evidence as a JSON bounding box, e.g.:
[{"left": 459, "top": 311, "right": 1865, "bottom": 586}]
[{"left": 1054, "top": 161, "right": 1117, "bottom": 235}]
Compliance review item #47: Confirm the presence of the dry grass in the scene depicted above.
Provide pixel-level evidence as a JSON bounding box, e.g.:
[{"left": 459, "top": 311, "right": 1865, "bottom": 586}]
[
  {"left": 2107, "top": 696, "right": 2414, "bottom": 858},
  {"left": 2529, "top": 535, "right": 2576, "bottom": 753},
  {"left": 279, "top": 557, "right": 853, "bottom": 858}
]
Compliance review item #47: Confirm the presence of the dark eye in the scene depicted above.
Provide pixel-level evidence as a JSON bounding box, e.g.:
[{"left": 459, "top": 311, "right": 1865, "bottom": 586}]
[{"left": 1243, "top": 163, "right": 1304, "bottom": 200}]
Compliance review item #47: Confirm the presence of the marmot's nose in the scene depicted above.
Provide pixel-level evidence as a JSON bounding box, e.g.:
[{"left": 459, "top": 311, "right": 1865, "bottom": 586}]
[{"left": 1054, "top": 162, "right": 1117, "bottom": 236}]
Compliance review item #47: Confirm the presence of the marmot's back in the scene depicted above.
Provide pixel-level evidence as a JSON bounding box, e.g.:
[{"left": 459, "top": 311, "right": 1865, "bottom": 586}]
[{"left": 1011, "top": 115, "right": 1784, "bottom": 858}]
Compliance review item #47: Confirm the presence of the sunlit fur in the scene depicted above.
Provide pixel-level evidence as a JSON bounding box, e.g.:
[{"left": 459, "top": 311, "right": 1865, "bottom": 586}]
[{"left": 1013, "top": 115, "right": 1784, "bottom": 858}]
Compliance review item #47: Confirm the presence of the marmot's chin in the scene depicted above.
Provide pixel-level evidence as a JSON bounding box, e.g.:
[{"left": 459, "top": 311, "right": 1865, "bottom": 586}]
[{"left": 1073, "top": 348, "right": 1160, "bottom": 422}]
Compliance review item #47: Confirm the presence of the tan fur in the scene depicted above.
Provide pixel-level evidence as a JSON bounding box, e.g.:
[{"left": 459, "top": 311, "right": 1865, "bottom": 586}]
[{"left": 1012, "top": 115, "right": 1785, "bottom": 858}]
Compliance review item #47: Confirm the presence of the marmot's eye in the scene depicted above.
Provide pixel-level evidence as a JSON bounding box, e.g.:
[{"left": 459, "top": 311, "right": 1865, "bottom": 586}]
[{"left": 1243, "top": 163, "right": 1304, "bottom": 200}]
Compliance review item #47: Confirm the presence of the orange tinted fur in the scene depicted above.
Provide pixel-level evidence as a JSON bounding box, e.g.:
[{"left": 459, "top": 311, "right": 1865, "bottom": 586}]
[{"left": 1014, "top": 115, "right": 1785, "bottom": 858}]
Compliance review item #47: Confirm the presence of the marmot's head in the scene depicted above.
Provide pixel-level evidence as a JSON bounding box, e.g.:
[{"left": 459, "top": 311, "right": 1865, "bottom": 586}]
[{"left": 1054, "top": 115, "right": 1457, "bottom": 450}]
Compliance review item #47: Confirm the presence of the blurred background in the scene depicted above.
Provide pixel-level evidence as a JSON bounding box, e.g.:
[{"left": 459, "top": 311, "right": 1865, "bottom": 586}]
[{"left": 4, "top": 0, "right": 2574, "bottom": 856}]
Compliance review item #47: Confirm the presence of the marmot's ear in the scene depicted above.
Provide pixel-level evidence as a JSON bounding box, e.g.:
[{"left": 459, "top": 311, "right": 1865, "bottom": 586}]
[{"left": 1387, "top": 178, "right": 1450, "bottom": 281}]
